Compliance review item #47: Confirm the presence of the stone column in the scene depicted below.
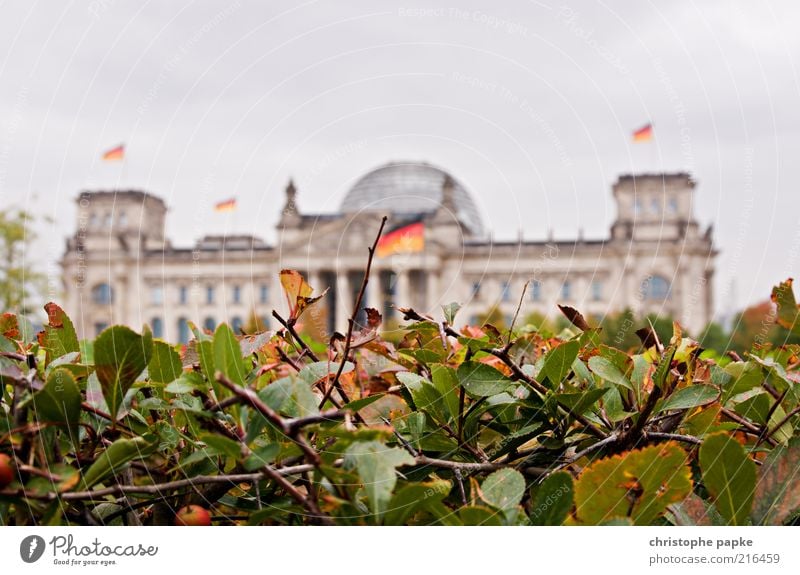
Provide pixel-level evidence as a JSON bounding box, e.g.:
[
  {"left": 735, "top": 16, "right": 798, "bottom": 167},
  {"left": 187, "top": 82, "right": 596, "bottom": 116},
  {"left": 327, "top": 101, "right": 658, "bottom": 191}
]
[
  {"left": 335, "top": 271, "right": 350, "bottom": 332},
  {"left": 366, "top": 268, "right": 382, "bottom": 314},
  {"left": 426, "top": 269, "right": 438, "bottom": 314},
  {"left": 396, "top": 269, "right": 410, "bottom": 311}
]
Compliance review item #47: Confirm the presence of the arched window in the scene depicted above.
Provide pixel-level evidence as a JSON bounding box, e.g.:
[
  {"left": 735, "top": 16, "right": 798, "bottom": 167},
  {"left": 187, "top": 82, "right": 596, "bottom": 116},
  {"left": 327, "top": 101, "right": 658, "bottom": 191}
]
[
  {"left": 203, "top": 317, "right": 216, "bottom": 332},
  {"left": 151, "top": 317, "right": 163, "bottom": 338},
  {"left": 645, "top": 276, "right": 671, "bottom": 300},
  {"left": 91, "top": 283, "right": 113, "bottom": 305},
  {"left": 177, "top": 318, "right": 189, "bottom": 344},
  {"left": 231, "top": 316, "right": 243, "bottom": 334}
]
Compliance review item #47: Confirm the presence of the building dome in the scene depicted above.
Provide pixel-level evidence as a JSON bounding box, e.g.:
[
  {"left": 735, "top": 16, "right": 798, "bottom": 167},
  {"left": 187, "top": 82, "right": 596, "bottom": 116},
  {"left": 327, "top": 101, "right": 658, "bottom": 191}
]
[{"left": 339, "top": 162, "right": 484, "bottom": 236}]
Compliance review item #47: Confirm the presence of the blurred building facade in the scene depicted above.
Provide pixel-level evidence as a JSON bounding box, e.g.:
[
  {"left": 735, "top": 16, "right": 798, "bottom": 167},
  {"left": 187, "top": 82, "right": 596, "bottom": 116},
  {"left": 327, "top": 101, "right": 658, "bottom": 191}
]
[{"left": 60, "top": 162, "right": 716, "bottom": 340}]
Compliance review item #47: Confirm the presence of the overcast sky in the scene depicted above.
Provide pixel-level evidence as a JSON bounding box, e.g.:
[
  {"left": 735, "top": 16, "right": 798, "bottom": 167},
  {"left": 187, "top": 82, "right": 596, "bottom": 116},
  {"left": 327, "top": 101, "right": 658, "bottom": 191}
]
[{"left": 1, "top": 0, "right": 798, "bottom": 318}]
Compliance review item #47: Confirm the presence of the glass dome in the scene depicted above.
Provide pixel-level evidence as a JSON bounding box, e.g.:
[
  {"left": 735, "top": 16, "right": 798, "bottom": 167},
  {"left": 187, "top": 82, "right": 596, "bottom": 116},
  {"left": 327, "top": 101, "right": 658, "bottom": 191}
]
[{"left": 339, "top": 162, "right": 484, "bottom": 236}]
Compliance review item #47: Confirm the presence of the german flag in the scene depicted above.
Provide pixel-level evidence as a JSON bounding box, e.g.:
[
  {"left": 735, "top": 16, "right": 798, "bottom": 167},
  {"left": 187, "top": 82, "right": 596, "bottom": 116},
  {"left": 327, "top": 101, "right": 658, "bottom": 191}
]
[
  {"left": 102, "top": 144, "right": 125, "bottom": 161},
  {"left": 376, "top": 221, "right": 424, "bottom": 258},
  {"left": 632, "top": 123, "right": 653, "bottom": 143},
  {"left": 214, "top": 198, "right": 237, "bottom": 212}
]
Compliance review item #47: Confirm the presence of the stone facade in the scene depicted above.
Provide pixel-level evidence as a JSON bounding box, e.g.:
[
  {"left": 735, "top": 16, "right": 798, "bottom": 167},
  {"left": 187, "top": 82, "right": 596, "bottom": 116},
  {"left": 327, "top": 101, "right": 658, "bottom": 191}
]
[{"left": 60, "top": 162, "right": 716, "bottom": 341}]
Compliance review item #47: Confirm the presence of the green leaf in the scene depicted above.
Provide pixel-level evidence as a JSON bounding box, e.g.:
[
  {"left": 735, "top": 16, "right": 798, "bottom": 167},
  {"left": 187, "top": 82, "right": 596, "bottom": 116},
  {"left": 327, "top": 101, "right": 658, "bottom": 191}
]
[
  {"left": 384, "top": 480, "right": 451, "bottom": 525},
  {"left": 575, "top": 442, "right": 692, "bottom": 525},
  {"left": 199, "top": 432, "right": 242, "bottom": 459},
  {"left": 699, "top": 433, "right": 756, "bottom": 526},
  {"left": 430, "top": 364, "right": 460, "bottom": 423},
  {"left": 33, "top": 368, "right": 81, "bottom": 439},
  {"left": 94, "top": 326, "right": 153, "bottom": 419},
  {"left": 459, "top": 505, "right": 502, "bottom": 526},
  {"left": 720, "top": 362, "right": 762, "bottom": 401},
  {"left": 652, "top": 344, "right": 677, "bottom": 390},
  {"left": 148, "top": 341, "right": 182, "bottom": 384},
  {"left": 259, "top": 376, "right": 319, "bottom": 418},
  {"left": 658, "top": 385, "right": 719, "bottom": 412},
  {"left": 214, "top": 323, "right": 247, "bottom": 387},
  {"left": 81, "top": 435, "right": 158, "bottom": 488},
  {"left": 456, "top": 361, "right": 514, "bottom": 397},
  {"left": 529, "top": 471, "right": 574, "bottom": 526},
  {"left": 243, "top": 443, "right": 280, "bottom": 471},
  {"left": 588, "top": 356, "right": 632, "bottom": 390},
  {"left": 342, "top": 393, "right": 385, "bottom": 413},
  {"left": 396, "top": 372, "right": 447, "bottom": 423},
  {"left": 441, "top": 302, "right": 461, "bottom": 325},
  {"left": 480, "top": 468, "right": 525, "bottom": 512},
  {"left": 540, "top": 340, "right": 580, "bottom": 386},
  {"left": 344, "top": 440, "right": 415, "bottom": 521},
  {"left": 298, "top": 361, "right": 354, "bottom": 385},
  {"left": 752, "top": 439, "right": 800, "bottom": 525},
  {"left": 165, "top": 372, "right": 207, "bottom": 394},
  {"left": 40, "top": 302, "right": 80, "bottom": 363},
  {"left": 556, "top": 388, "right": 608, "bottom": 416}
]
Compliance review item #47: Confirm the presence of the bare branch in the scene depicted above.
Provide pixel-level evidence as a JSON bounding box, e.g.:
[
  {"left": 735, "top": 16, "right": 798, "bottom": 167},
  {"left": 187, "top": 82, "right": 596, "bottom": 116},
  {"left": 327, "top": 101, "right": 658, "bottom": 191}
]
[{"left": 320, "top": 216, "right": 387, "bottom": 407}]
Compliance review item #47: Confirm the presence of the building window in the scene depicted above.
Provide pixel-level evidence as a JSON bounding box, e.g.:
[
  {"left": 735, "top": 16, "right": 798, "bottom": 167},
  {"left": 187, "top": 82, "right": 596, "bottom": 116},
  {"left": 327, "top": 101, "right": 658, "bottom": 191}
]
[
  {"left": 561, "top": 280, "right": 572, "bottom": 300},
  {"left": 231, "top": 316, "right": 243, "bottom": 334},
  {"left": 104, "top": 213, "right": 112, "bottom": 228},
  {"left": 91, "top": 283, "right": 113, "bottom": 305},
  {"left": 651, "top": 199, "right": 660, "bottom": 214},
  {"left": 471, "top": 282, "right": 481, "bottom": 299},
  {"left": 94, "top": 322, "right": 108, "bottom": 336},
  {"left": 177, "top": 317, "right": 189, "bottom": 344},
  {"left": 591, "top": 281, "right": 603, "bottom": 301},
  {"left": 151, "top": 317, "right": 163, "bottom": 338},
  {"left": 501, "top": 281, "right": 511, "bottom": 302},
  {"left": 634, "top": 198, "right": 642, "bottom": 215},
  {"left": 232, "top": 285, "right": 241, "bottom": 304},
  {"left": 90, "top": 213, "right": 98, "bottom": 228},
  {"left": 118, "top": 211, "right": 127, "bottom": 228},
  {"left": 151, "top": 286, "right": 163, "bottom": 305},
  {"left": 179, "top": 286, "right": 188, "bottom": 305},
  {"left": 531, "top": 281, "right": 541, "bottom": 301},
  {"left": 206, "top": 286, "right": 215, "bottom": 305},
  {"left": 259, "top": 284, "right": 268, "bottom": 304},
  {"left": 203, "top": 317, "right": 216, "bottom": 332},
  {"left": 645, "top": 276, "right": 671, "bottom": 300},
  {"left": 668, "top": 198, "right": 678, "bottom": 214}
]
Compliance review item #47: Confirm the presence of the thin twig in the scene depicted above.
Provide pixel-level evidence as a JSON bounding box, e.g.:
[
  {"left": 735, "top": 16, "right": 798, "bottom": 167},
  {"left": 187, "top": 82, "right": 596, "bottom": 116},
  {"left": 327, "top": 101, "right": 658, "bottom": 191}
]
[
  {"left": 755, "top": 389, "right": 789, "bottom": 447},
  {"left": 285, "top": 409, "right": 348, "bottom": 435},
  {"left": 320, "top": 216, "right": 387, "bottom": 407},
  {"left": 272, "top": 310, "right": 320, "bottom": 362},
  {"left": 761, "top": 404, "right": 800, "bottom": 444},
  {"left": 551, "top": 433, "right": 619, "bottom": 473},
  {"left": 643, "top": 431, "right": 702, "bottom": 445},
  {"left": 1, "top": 465, "right": 317, "bottom": 501},
  {"left": 503, "top": 280, "right": 529, "bottom": 351},
  {"left": 720, "top": 407, "right": 776, "bottom": 446}
]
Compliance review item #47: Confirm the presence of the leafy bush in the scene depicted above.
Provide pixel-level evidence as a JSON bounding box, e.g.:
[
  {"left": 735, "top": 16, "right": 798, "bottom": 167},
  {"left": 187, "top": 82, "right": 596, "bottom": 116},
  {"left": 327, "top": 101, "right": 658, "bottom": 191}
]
[{"left": 1, "top": 269, "right": 800, "bottom": 526}]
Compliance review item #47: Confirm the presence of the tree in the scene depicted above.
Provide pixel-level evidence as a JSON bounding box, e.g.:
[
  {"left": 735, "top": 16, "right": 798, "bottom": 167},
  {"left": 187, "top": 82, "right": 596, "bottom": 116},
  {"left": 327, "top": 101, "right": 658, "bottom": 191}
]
[
  {"left": 0, "top": 209, "right": 45, "bottom": 315},
  {"left": 698, "top": 321, "right": 730, "bottom": 354}
]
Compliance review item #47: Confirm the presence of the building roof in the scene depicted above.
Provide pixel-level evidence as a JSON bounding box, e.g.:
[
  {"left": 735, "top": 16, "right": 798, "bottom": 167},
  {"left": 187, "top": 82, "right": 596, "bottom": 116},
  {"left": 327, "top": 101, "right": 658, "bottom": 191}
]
[
  {"left": 77, "top": 189, "right": 167, "bottom": 207},
  {"left": 339, "top": 161, "right": 484, "bottom": 236}
]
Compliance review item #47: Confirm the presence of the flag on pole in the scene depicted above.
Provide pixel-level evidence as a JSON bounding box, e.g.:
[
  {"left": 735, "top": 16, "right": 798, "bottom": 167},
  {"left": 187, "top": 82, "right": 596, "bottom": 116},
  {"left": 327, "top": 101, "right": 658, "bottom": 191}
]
[
  {"left": 214, "top": 198, "right": 237, "bottom": 212},
  {"left": 102, "top": 144, "right": 125, "bottom": 161},
  {"left": 376, "top": 221, "right": 424, "bottom": 258},
  {"left": 632, "top": 123, "right": 653, "bottom": 143}
]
